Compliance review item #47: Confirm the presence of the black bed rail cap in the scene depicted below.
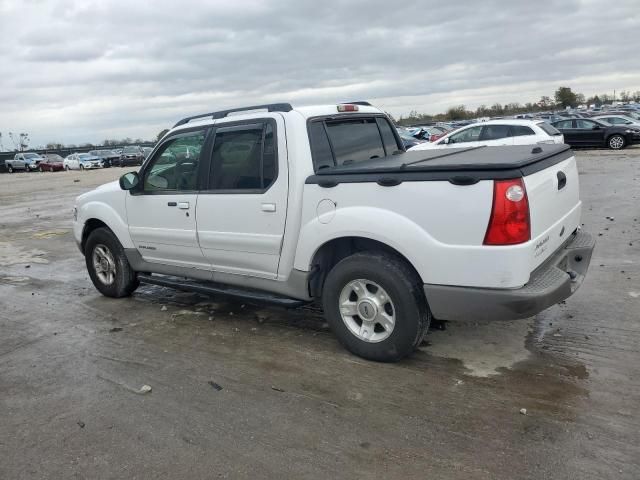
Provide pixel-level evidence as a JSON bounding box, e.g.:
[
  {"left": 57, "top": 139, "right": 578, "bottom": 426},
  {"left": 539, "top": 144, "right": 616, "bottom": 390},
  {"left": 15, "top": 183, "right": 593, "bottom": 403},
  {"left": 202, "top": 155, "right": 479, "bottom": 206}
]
[{"left": 173, "top": 103, "right": 293, "bottom": 128}]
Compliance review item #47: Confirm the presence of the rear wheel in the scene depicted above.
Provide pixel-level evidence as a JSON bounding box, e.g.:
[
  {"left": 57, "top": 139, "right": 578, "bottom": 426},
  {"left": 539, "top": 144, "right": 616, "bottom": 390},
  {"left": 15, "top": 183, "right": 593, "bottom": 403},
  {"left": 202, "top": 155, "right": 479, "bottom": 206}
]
[
  {"left": 322, "top": 252, "right": 430, "bottom": 362},
  {"left": 7, "top": 165, "right": 13, "bottom": 173},
  {"left": 85, "top": 227, "right": 139, "bottom": 298},
  {"left": 608, "top": 134, "right": 625, "bottom": 150},
  {"left": 79, "top": 164, "right": 85, "bottom": 171}
]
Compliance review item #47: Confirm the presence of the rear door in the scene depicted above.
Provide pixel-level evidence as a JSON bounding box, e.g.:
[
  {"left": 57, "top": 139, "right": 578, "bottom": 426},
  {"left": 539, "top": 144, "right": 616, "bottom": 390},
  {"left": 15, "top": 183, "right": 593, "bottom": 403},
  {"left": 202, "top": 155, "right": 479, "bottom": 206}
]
[
  {"left": 126, "top": 129, "right": 210, "bottom": 269},
  {"left": 195, "top": 116, "right": 288, "bottom": 279},
  {"left": 554, "top": 119, "right": 579, "bottom": 144},
  {"left": 575, "top": 119, "right": 606, "bottom": 146},
  {"left": 509, "top": 125, "right": 538, "bottom": 145}
]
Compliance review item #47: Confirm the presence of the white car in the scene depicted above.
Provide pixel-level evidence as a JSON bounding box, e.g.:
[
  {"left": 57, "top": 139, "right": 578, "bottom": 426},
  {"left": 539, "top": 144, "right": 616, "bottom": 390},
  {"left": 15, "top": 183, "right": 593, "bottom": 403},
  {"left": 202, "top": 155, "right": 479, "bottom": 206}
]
[
  {"left": 73, "top": 102, "right": 594, "bottom": 362},
  {"left": 63, "top": 153, "right": 104, "bottom": 171},
  {"left": 409, "top": 119, "right": 564, "bottom": 151}
]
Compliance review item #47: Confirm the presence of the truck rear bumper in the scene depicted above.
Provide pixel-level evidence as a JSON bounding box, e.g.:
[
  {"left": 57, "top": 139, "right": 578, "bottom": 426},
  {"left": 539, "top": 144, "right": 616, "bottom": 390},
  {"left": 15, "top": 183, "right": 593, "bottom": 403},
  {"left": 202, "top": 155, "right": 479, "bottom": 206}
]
[{"left": 424, "top": 230, "right": 595, "bottom": 322}]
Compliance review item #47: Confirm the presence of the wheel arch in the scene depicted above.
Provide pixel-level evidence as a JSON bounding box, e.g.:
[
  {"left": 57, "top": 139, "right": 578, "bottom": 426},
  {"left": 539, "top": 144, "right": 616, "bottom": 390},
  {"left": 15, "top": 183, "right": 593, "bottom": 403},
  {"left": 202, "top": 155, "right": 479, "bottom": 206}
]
[
  {"left": 307, "top": 236, "right": 423, "bottom": 298},
  {"left": 81, "top": 218, "right": 111, "bottom": 253}
]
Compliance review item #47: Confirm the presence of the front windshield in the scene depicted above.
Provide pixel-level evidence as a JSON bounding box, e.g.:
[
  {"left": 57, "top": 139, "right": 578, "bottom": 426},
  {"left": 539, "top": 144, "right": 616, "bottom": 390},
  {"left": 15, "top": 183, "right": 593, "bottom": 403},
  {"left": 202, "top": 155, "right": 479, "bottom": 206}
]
[
  {"left": 78, "top": 153, "right": 93, "bottom": 160},
  {"left": 123, "top": 146, "right": 139, "bottom": 154}
]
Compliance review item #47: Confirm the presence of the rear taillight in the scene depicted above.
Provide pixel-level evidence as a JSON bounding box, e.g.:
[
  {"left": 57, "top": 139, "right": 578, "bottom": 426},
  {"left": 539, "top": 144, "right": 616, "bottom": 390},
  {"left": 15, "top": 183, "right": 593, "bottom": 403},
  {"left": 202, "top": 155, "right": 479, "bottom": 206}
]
[{"left": 483, "top": 178, "right": 531, "bottom": 245}]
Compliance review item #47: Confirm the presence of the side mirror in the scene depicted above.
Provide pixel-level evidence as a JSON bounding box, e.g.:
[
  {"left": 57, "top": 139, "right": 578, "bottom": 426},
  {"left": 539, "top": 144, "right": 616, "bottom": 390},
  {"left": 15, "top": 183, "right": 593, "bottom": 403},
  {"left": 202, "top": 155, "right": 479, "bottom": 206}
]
[
  {"left": 592, "top": 125, "right": 600, "bottom": 130},
  {"left": 119, "top": 171, "right": 140, "bottom": 190}
]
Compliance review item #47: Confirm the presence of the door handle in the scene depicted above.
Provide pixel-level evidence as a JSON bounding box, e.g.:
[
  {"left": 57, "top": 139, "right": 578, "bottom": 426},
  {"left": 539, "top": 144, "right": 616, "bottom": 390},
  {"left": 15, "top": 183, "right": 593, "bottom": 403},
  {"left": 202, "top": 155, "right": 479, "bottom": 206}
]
[
  {"left": 167, "top": 202, "right": 177, "bottom": 207},
  {"left": 261, "top": 203, "right": 276, "bottom": 212},
  {"left": 178, "top": 202, "right": 190, "bottom": 209}
]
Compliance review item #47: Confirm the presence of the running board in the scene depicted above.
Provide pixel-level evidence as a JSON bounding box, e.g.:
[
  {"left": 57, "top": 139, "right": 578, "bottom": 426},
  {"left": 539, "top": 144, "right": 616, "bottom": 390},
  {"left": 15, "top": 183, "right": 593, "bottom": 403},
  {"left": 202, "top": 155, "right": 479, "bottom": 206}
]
[{"left": 137, "top": 274, "right": 307, "bottom": 308}]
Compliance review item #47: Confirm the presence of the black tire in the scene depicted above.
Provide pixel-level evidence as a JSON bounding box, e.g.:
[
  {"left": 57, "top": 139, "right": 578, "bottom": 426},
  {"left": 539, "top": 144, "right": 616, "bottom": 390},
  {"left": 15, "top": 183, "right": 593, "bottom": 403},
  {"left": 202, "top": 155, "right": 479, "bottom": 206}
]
[
  {"left": 607, "top": 134, "right": 626, "bottom": 150},
  {"left": 39, "top": 166, "right": 44, "bottom": 172},
  {"left": 80, "top": 164, "right": 85, "bottom": 171},
  {"left": 65, "top": 165, "right": 70, "bottom": 171},
  {"left": 7, "top": 165, "right": 13, "bottom": 173},
  {"left": 85, "top": 227, "right": 139, "bottom": 298},
  {"left": 322, "top": 251, "right": 431, "bottom": 362}
]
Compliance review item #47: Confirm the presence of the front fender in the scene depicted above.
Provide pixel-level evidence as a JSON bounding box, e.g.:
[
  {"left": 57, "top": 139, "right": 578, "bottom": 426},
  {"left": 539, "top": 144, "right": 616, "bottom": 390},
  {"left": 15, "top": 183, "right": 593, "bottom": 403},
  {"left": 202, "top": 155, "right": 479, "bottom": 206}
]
[
  {"left": 75, "top": 199, "right": 133, "bottom": 249},
  {"left": 294, "top": 206, "right": 439, "bottom": 283}
]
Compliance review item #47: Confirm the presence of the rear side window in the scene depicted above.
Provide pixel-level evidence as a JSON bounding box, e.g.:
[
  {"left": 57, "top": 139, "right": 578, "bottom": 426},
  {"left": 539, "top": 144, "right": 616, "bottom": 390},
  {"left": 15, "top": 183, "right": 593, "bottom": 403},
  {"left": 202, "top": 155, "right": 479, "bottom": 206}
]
[
  {"left": 308, "top": 116, "right": 401, "bottom": 171},
  {"left": 480, "top": 125, "right": 512, "bottom": 140},
  {"left": 510, "top": 125, "right": 535, "bottom": 136},
  {"left": 209, "top": 122, "right": 277, "bottom": 191},
  {"left": 540, "top": 122, "right": 565, "bottom": 134},
  {"left": 376, "top": 118, "right": 402, "bottom": 155}
]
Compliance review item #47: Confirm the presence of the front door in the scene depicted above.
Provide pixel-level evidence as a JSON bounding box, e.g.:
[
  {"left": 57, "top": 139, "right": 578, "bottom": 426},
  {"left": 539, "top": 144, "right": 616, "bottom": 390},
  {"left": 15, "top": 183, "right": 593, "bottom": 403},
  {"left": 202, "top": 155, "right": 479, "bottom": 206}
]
[
  {"left": 574, "top": 119, "right": 605, "bottom": 146},
  {"left": 126, "top": 129, "right": 210, "bottom": 269},
  {"left": 196, "top": 117, "right": 288, "bottom": 279}
]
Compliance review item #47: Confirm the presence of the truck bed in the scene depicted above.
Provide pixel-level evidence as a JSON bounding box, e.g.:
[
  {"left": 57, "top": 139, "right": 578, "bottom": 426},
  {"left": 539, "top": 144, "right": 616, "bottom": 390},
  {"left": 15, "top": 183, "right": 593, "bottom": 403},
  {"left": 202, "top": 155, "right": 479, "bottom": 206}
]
[{"left": 306, "top": 144, "right": 573, "bottom": 184}]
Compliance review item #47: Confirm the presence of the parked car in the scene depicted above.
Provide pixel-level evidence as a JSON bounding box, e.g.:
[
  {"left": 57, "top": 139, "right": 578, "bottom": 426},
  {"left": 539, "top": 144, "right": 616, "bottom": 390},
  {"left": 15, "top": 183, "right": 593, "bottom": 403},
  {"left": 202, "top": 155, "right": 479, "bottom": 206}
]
[
  {"left": 551, "top": 118, "right": 638, "bottom": 150},
  {"left": 397, "top": 130, "right": 426, "bottom": 149},
  {"left": 89, "top": 149, "right": 120, "bottom": 168},
  {"left": 119, "top": 146, "right": 145, "bottom": 166},
  {"left": 73, "top": 102, "right": 594, "bottom": 362},
  {"left": 592, "top": 114, "right": 640, "bottom": 129},
  {"left": 64, "top": 153, "right": 104, "bottom": 170},
  {"left": 142, "top": 147, "right": 153, "bottom": 159},
  {"left": 409, "top": 120, "right": 564, "bottom": 150},
  {"left": 38, "top": 154, "right": 65, "bottom": 172},
  {"left": 5, "top": 152, "right": 44, "bottom": 172}
]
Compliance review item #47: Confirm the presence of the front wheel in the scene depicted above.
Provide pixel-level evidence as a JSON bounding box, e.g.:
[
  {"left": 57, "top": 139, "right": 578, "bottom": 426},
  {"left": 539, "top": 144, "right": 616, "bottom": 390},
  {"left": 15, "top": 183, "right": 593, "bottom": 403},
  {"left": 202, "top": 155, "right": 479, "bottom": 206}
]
[
  {"left": 65, "top": 165, "right": 70, "bottom": 171},
  {"left": 79, "top": 164, "right": 85, "bottom": 171},
  {"left": 39, "top": 166, "right": 44, "bottom": 172},
  {"left": 322, "top": 252, "right": 430, "bottom": 362},
  {"left": 608, "top": 134, "right": 626, "bottom": 150},
  {"left": 85, "top": 227, "right": 139, "bottom": 298},
  {"left": 7, "top": 165, "right": 13, "bottom": 173}
]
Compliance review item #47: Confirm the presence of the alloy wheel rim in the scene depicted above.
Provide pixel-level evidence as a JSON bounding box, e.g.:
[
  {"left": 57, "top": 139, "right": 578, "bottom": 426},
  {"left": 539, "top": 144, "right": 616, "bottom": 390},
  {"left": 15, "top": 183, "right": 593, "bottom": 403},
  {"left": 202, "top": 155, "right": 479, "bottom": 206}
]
[
  {"left": 610, "top": 136, "right": 624, "bottom": 149},
  {"left": 338, "top": 279, "right": 396, "bottom": 343},
  {"left": 92, "top": 244, "right": 116, "bottom": 285}
]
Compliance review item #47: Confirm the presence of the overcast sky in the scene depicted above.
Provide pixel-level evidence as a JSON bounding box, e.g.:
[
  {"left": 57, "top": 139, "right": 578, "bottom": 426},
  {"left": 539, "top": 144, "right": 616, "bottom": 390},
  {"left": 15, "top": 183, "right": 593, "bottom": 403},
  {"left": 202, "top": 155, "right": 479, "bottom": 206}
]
[{"left": 1, "top": 0, "right": 639, "bottom": 148}]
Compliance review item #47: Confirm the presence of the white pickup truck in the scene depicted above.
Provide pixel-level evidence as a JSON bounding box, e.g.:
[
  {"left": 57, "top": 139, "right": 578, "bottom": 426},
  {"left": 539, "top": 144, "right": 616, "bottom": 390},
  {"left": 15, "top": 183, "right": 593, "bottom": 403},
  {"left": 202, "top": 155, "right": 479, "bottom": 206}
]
[{"left": 73, "top": 102, "right": 595, "bottom": 361}]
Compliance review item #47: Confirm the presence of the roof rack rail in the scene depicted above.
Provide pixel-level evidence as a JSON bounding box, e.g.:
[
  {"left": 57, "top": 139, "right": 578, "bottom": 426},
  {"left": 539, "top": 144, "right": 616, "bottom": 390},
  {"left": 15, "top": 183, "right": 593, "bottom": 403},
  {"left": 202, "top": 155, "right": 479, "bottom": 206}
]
[
  {"left": 343, "top": 101, "right": 372, "bottom": 106},
  {"left": 173, "top": 103, "right": 294, "bottom": 128}
]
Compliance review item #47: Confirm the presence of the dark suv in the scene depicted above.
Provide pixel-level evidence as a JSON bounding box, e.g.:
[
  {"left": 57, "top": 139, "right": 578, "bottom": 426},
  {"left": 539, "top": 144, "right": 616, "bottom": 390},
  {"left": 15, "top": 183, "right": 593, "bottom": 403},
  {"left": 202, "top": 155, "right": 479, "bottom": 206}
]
[{"left": 119, "top": 146, "right": 145, "bottom": 167}]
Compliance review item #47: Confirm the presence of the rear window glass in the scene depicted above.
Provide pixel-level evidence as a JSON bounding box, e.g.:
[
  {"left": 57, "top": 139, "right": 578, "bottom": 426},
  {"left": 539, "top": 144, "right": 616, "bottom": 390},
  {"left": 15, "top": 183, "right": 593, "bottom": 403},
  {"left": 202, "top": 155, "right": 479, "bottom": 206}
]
[
  {"left": 538, "top": 122, "right": 563, "bottom": 135},
  {"left": 510, "top": 125, "right": 535, "bottom": 136},
  {"left": 308, "top": 116, "right": 401, "bottom": 171},
  {"left": 326, "top": 119, "right": 385, "bottom": 166}
]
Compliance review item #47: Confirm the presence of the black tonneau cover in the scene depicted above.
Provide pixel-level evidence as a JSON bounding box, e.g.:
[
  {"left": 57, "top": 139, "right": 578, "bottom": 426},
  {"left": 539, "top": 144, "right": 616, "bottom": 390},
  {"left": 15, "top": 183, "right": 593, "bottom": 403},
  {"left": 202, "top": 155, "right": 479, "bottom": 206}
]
[{"left": 306, "top": 144, "right": 573, "bottom": 186}]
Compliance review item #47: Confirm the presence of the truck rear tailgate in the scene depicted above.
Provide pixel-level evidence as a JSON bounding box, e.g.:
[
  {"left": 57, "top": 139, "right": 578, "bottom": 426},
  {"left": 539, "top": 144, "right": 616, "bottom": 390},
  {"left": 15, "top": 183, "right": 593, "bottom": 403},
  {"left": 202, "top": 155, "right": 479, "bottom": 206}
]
[{"left": 524, "top": 155, "right": 581, "bottom": 269}]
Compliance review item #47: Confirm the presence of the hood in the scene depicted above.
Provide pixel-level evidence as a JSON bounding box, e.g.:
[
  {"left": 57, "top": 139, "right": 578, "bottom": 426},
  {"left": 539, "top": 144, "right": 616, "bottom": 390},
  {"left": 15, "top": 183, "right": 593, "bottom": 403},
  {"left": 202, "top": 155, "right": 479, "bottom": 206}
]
[{"left": 76, "top": 180, "right": 121, "bottom": 204}]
